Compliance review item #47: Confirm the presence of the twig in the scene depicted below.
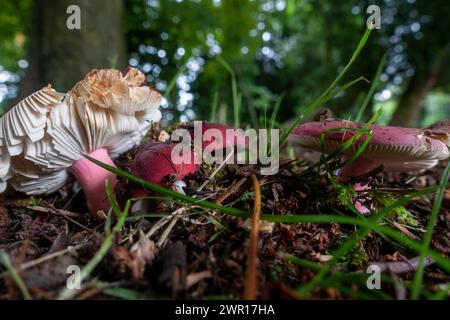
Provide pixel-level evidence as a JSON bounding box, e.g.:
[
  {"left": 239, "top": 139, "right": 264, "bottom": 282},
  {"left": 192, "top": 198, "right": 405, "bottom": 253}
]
[
  {"left": 149, "top": 196, "right": 214, "bottom": 249},
  {"left": 19, "top": 243, "right": 87, "bottom": 272},
  {"left": 150, "top": 151, "right": 234, "bottom": 248},
  {"left": 198, "top": 149, "right": 235, "bottom": 191},
  {"left": 25, "top": 205, "right": 82, "bottom": 218},
  {"left": 392, "top": 221, "right": 418, "bottom": 240},
  {"left": 215, "top": 177, "right": 247, "bottom": 205},
  {"left": 244, "top": 173, "right": 261, "bottom": 300},
  {"left": 28, "top": 205, "right": 94, "bottom": 232},
  {"left": 186, "top": 270, "right": 212, "bottom": 289},
  {"left": 0, "top": 242, "right": 90, "bottom": 281},
  {"left": 157, "top": 214, "right": 180, "bottom": 248},
  {"left": 369, "top": 256, "right": 435, "bottom": 275},
  {"left": 0, "top": 251, "right": 32, "bottom": 300}
]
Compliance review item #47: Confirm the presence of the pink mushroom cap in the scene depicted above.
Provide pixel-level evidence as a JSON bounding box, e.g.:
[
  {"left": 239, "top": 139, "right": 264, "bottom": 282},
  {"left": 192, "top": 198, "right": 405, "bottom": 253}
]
[
  {"left": 291, "top": 119, "right": 449, "bottom": 172},
  {"left": 183, "top": 122, "right": 249, "bottom": 151}
]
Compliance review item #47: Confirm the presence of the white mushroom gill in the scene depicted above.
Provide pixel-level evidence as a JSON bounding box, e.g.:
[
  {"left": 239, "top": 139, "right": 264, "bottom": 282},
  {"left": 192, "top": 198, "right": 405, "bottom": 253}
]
[{"left": 0, "top": 67, "right": 162, "bottom": 213}]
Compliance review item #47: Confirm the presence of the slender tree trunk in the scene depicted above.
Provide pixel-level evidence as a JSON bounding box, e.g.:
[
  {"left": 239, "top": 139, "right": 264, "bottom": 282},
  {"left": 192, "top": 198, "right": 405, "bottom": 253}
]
[
  {"left": 389, "top": 72, "right": 438, "bottom": 127},
  {"left": 20, "top": 0, "right": 126, "bottom": 97}
]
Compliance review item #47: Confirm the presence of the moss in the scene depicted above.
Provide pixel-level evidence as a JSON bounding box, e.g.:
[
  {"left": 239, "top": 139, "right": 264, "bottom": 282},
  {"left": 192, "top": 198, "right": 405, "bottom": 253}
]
[{"left": 374, "top": 192, "right": 419, "bottom": 227}]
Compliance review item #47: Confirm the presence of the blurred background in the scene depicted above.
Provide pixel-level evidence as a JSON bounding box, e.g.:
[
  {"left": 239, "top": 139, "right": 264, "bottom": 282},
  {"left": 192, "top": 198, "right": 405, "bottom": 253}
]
[{"left": 0, "top": 0, "right": 449, "bottom": 128}]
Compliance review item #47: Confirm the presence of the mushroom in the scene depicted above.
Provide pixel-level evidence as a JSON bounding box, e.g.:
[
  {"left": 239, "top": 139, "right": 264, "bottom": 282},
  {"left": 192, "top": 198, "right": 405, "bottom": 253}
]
[
  {"left": 290, "top": 119, "right": 450, "bottom": 213},
  {"left": 121, "top": 122, "right": 249, "bottom": 209},
  {"left": 179, "top": 122, "right": 249, "bottom": 167},
  {"left": 120, "top": 141, "right": 200, "bottom": 211},
  {"left": 181, "top": 121, "right": 248, "bottom": 151},
  {"left": 0, "top": 67, "right": 162, "bottom": 212}
]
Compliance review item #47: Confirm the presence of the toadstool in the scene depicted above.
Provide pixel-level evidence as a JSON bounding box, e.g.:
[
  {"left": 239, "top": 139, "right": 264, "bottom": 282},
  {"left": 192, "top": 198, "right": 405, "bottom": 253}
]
[
  {"left": 0, "top": 67, "right": 162, "bottom": 213},
  {"left": 290, "top": 119, "right": 450, "bottom": 213},
  {"left": 120, "top": 141, "right": 200, "bottom": 211},
  {"left": 179, "top": 121, "right": 249, "bottom": 167},
  {"left": 181, "top": 121, "right": 248, "bottom": 151}
]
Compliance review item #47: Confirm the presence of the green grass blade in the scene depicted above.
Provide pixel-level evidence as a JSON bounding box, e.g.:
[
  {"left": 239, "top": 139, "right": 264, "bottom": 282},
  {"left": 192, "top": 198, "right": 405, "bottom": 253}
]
[
  {"left": 217, "top": 56, "right": 240, "bottom": 127},
  {"left": 57, "top": 184, "right": 132, "bottom": 300},
  {"left": 319, "top": 76, "right": 369, "bottom": 106},
  {"left": 103, "top": 287, "right": 147, "bottom": 300},
  {"left": 262, "top": 213, "right": 450, "bottom": 274},
  {"left": 270, "top": 92, "right": 286, "bottom": 131},
  {"left": 0, "top": 251, "right": 32, "bottom": 300},
  {"left": 411, "top": 160, "right": 450, "bottom": 299},
  {"left": 282, "top": 253, "right": 392, "bottom": 299},
  {"left": 355, "top": 52, "right": 387, "bottom": 122},
  {"left": 280, "top": 28, "right": 372, "bottom": 145},
  {"left": 210, "top": 91, "right": 219, "bottom": 122},
  {"left": 106, "top": 179, "right": 122, "bottom": 219},
  {"left": 84, "top": 154, "right": 249, "bottom": 217},
  {"left": 262, "top": 184, "right": 450, "bottom": 294}
]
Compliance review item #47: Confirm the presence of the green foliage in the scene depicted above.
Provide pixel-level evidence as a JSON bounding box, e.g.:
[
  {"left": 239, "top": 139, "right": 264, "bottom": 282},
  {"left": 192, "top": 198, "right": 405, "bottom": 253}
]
[
  {"left": 125, "top": 0, "right": 263, "bottom": 123},
  {"left": 336, "top": 184, "right": 357, "bottom": 209},
  {"left": 332, "top": 238, "right": 369, "bottom": 269},
  {"left": 103, "top": 287, "right": 148, "bottom": 300},
  {"left": 0, "top": 0, "right": 448, "bottom": 126},
  {"left": 0, "top": 0, "right": 31, "bottom": 71},
  {"left": 374, "top": 192, "right": 419, "bottom": 227}
]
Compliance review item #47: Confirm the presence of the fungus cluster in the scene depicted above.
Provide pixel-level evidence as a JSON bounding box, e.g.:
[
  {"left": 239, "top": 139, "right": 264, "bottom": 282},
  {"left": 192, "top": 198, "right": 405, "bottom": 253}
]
[
  {"left": 121, "top": 122, "right": 248, "bottom": 211},
  {"left": 0, "top": 67, "right": 162, "bottom": 212},
  {"left": 290, "top": 119, "right": 449, "bottom": 213}
]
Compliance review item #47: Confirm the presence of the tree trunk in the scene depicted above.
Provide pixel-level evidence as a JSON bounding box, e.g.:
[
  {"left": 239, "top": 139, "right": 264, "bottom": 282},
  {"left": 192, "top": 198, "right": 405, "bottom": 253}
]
[
  {"left": 20, "top": 0, "right": 126, "bottom": 98},
  {"left": 390, "top": 72, "right": 438, "bottom": 128}
]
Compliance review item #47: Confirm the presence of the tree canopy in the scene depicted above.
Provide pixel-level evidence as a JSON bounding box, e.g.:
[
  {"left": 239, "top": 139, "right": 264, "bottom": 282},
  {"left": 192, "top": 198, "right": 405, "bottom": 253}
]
[{"left": 0, "top": 0, "right": 449, "bottom": 127}]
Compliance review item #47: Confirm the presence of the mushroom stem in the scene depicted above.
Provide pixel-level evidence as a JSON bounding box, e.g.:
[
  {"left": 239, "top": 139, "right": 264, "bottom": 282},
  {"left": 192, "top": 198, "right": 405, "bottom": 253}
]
[
  {"left": 338, "top": 157, "right": 382, "bottom": 215},
  {"left": 70, "top": 148, "right": 117, "bottom": 213},
  {"left": 352, "top": 183, "right": 371, "bottom": 215}
]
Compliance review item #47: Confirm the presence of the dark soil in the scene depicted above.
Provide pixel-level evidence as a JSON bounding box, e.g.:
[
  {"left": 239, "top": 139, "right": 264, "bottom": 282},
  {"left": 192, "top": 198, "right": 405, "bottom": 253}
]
[{"left": 0, "top": 129, "right": 449, "bottom": 300}]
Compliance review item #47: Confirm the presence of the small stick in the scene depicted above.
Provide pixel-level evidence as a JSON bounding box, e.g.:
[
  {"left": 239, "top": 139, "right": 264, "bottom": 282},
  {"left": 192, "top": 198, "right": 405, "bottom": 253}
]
[
  {"left": 25, "top": 205, "right": 82, "bottom": 218},
  {"left": 157, "top": 214, "right": 180, "bottom": 248},
  {"left": 244, "top": 173, "right": 261, "bottom": 300},
  {"left": 215, "top": 177, "right": 247, "bottom": 205},
  {"left": 26, "top": 205, "right": 94, "bottom": 232},
  {"left": 369, "top": 256, "right": 435, "bottom": 275},
  {"left": 198, "top": 149, "right": 235, "bottom": 191},
  {"left": 149, "top": 151, "right": 234, "bottom": 248},
  {"left": 19, "top": 243, "right": 87, "bottom": 272}
]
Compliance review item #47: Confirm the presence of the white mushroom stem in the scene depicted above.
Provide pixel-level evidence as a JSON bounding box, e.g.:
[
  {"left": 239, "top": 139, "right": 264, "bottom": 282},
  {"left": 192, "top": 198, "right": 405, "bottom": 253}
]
[
  {"left": 131, "top": 180, "right": 186, "bottom": 213},
  {"left": 70, "top": 148, "right": 117, "bottom": 213},
  {"left": 172, "top": 180, "right": 187, "bottom": 194}
]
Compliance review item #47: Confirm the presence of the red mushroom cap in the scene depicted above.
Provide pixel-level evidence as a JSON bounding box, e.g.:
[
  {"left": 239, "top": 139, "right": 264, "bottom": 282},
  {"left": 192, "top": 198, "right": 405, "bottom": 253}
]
[{"left": 126, "top": 141, "right": 200, "bottom": 198}]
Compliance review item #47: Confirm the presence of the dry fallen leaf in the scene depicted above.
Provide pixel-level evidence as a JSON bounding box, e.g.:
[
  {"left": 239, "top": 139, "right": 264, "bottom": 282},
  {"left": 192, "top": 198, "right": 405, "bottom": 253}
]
[{"left": 129, "top": 230, "right": 156, "bottom": 279}]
